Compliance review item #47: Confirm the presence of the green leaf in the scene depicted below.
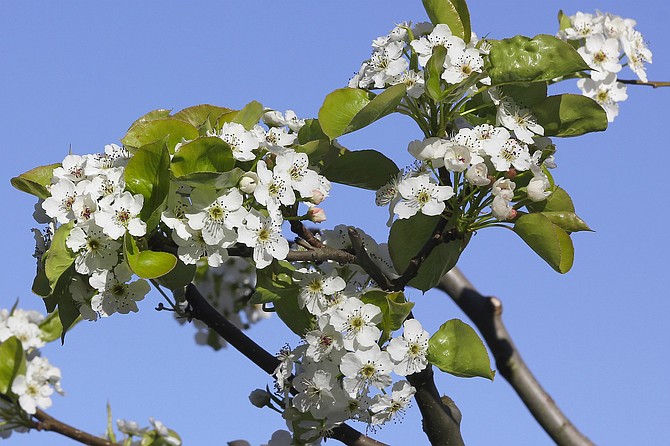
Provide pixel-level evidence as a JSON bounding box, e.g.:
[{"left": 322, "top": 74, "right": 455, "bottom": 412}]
[
  {"left": 32, "top": 261, "right": 51, "bottom": 297},
  {"left": 155, "top": 259, "right": 196, "bottom": 291},
  {"left": 232, "top": 100, "right": 264, "bottom": 130},
  {"left": 44, "top": 222, "right": 75, "bottom": 292},
  {"left": 250, "top": 260, "right": 298, "bottom": 304},
  {"left": 527, "top": 186, "right": 574, "bottom": 213},
  {"left": 425, "top": 46, "right": 448, "bottom": 102},
  {"left": 127, "top": 109, "right": 172, "bottom": 130},
  {"left": 172, "top": 104, "right": 235, "bottom": 129},
  {"left": 360, "top": 290, "right": 414, "bottom": 343},
  {"left": 500, "top": 82, "right": 548, "bottom": 108},
  {"left": 38, "top": 310, "right": 64, "bottom": 343},
  {"left": 513, "top": 212, "right": 574, "bottom": 273},
  {"left": 558, "top": 10, "right": 572, "bottom": 33},
  {"left": 320, "top": 149, "right": 399, "bottom": 191},
  {"left": 170, "top": 137, "right": 236, "bottom": 178},
  {"left": 488, "top": 34, "right": 590, "bottom": 85},
  {"left": 421, "top": 0, "right": 471, "bottom": 42},
  {"left": 318, "top": 85, "right": 406, "bottom": 139},
  {"left": 11, "top": 163, "right": 60, "bottom": 200},
  {"left": 0, "top": 336, "right": 26, "bottom": 394},
  {"left": 58, "top": 291, "right": 81, "bottom": 343},
  {"left": 388, "top": 214, "right": 469, "bottom": 292},
  {"left": 274, "top": 291, "right": 315, "bottom": 337},
  {"left": 174, "top": 168, "right": 246, "bottom": 190},
  {"left": 541, "top": 211, "right": 592, "bottom": 233},
  {"left": 297, "top": 119, "right": 328, "bottom": 144},
  {"left": 121, "top": 118, "right": 199, "bottom": 153},
  {"left": 124, "top": 234, "right": 177, "bottom": 279},
  {"left": 124, "top": 140, "right": 171, "bottom": 223},
  {"left": 427, "top": 319, "right": 495, "bottom": 380},
  {"left": 530, "top": 94, "right": 608, "bottom": 137}
]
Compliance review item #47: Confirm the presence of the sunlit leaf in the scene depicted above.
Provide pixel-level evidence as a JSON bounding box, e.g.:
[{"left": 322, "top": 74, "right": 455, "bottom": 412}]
[
  {"left": 427, "top": 319, "right": 495, "bottom": 379},
  {"left": 513, "top": 212, "right": 574, "bottom": 273}
]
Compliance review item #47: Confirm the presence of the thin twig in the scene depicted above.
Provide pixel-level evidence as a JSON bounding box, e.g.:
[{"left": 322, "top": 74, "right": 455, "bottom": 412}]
[
  {"left": 438, "top": 267, "right": 594, "bottom": 446},
  {"left": 183, "top": 284, "right": 387, "bottom": 446},
  {"left": 618, "top": 79, "right": 670, "bottom": 88},
  {"left": 33, "top": 409, "right": 118, "bottom": 446}
]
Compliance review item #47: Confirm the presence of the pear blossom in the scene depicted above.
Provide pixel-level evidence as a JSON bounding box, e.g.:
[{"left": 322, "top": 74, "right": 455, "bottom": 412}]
[
  {"left": 443, "top": 142, "right": 473, "bottom": 172},
  {"left": 561, "top": 12, "right": 603, "bottom": 40},
  {"left": 42, "top": 178, "right": 81, "bottom": 224},
  {"left": 161, "top": 193, "right": 192, "bottom": 241},
  {"left": 89, "top": 263, "right": 150, "bottom": 316},
  {"left": 577, "top": 73, "right": 628, "bottom": 122},
  {"left": 622, "top": 30, "right": 652, "bottom": 82},
  {"left": 465, "top": 163, "right": 490, "bottom": 186},
  {"left": 491, "top": 195, "right": 515, "bottom": 221},
  {"left": 370, "top": 381, "right": 416, "bottom": 425},
  {"left": 492, "top": 178, "right": 516, "bottom": 201},
  {"left": 186, "top": 187, "right": 246, "bottom": 245},
  {"left": 172, "top": 227, "right": 231, "bottom": 267},
  {"left": 263, "top": 110, "right": 288, "bottom": 127},
  {"left": 304, "top": 322, "right": 344, "bottom": 362},
  {"left": 238, "top": 172, "right": 260, "bottom": 194},
  {"left": 329, "top": 297, "right": 382, "bottom": 351},
  {"left": 212, "top": 122, "right": 259, "bottom": 161},
  {"left": 237, "top": 210, "right": 289, "bottom": 269},
  {"left": 390, "top": 70, "right": 425, "bottom": 98},
  {"left": 394, "top": 174, "right": 454, "bottom": 219},
  {"left": 95, "top": 191, "right": 146, "bottom": 239},
  {"left": 292, "top": 368, "right": 340, "bottom": 418},
  {"left": 365, "top": 41, "right": 409, "bottom": 88},
  {"left": 254, "top": 160, "right": 296, "bottom": 212},
  {"left": 284, "top": 110, "right": 305, "bottom": 132},
  {"left": 275, "top": 151, "right": 321, "bottom": 198},
  {"left": 294, "top": 269, "right": 346, "bottom": 315},
  {"left": 497, "top": 101, "right": 544, "bottom": 144},
  {"left": 579, "top": 34, "right": 622, "bottom": 81},
  {"left": 66, "top": 224, "right": 120, "bottom": 275},
  {"left": 442, "top": 47, "right": 484, "bottom": 84},
  {"left": 52, "top": 154, "right": 87, "bottom": 183},
  {"left": 527, "top": 175, "right": 552, "bottom": 202},
  {"left": 340, "top": 344, "right": 393, "bottom": 396},
  {"left": 486, "top": 138, "right": 531, "bottom": 172},
  {"left": 387, "top": 319, "right": 430, "bottom": 376},
  {"left": 84, "top": 168, "right": 125, "bottom": 201},
  {"left": 407, "top": 138, "right": 448, "bottom": 166},
  {"left": 410, "top": 24, "right": 465, "bottom": 66}
]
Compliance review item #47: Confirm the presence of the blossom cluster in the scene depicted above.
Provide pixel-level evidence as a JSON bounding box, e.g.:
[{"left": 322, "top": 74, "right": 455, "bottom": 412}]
[
  {"left": 349, "top": 22, "right": 489, "bottom": 94},
  {"left": 174, "top": 257, "right": 269, "bottom": 350},
  {"left": 0, "top": 308, "right": 63, "bottom": 438},
  {"left": 558, "top": 11, "right": 652, "bottom": 121},
  {"left": 35, "top": 109, "right": 331, "bottom": 320},
  {"left": 116, "top": 417, "right": 182, "bottom": 445},
  {"left": 258, "top": 227, "right": 430, "bottom": 444}
]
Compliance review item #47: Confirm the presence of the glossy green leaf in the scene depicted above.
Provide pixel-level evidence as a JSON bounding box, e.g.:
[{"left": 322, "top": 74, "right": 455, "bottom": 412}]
[
  {"left": 58, "top": 291, "right": 81, "bottom": 343},
  {"left": 558, "top": 10, "right": 572, "bottom": 33},
  {"left": 388, "top": 214, "right": 469, "bottom": 292},
  {"left": 250, "top": 260, "right": 298, "bottom": 304},
  {"left": 527, "top": 186, "right": 574, "bottom": 213},
  {"left": 320, "top": 149, "right": 399, "bottom": 191},
  {"left": 175, "top": 168, "right": 246, "bottom": 190},
  {"left": 170, "top": 137, "right": 236, "bottom": 178},
  {"left": 530, "top": 94, "right": 608, "bottom": 137},
  {"left": 172, "top": 104, "right": 234, "bottom": 129},
  {"left": 155, "top": 259, "right": 196, "bottom": 291},
  {"left": 427, "top": 319, "right": 495, "bottom": 380},
  {"left": 513, "top": 212, "right": 574, "bottom": 273},
  {"left": 32, "top": 261, "right": 51, "bottom": 297},
  {"left": 425, "top": 46, "right": 448, "bottom": 102},
  {"left": 421, "top": 0, "right": 471, "bottom": 42},
  {"left": 488, "top": 34, "right": 590, "bottom": 85},
  {"left": 541, "top": 211, "right": 592, "bottom": 233},
  {"left": 44, "top": 222, "right": 75, "bottom": 292},
  {"left": 11, "top": 163, "right": 60, "bottom": 200},
  {"left": 274, "top": 291, "right": 315, "bottom": 337},
  {"left": 39, "top": 310, "right": 64, "bottom": 343},
  {"left": 500, "top": 82, "right": 548, "bottom": 108},
  {"left": 0, "top": 336, "right": 26, "bottom": 394},
  {"left": 121, "top": 118, "right": 199, "bottom": 153},
  {"left": 124, "top": 140, "right": 171, "bottom": 223},
  {"left": 297, "top": 119, "right": 327, "bottom": 144},
  {"left": 127, "top": 109, "right": 172, "bottom": 130},
  {"left": 360, "top": 290, "right": 414, "bottom": 343},
  {"left": 124, "top": 234, "right": 177, "bottom": 279},
  {"left": 318, "top": 85, "right": 406, "bottom": 139},
  {"left": 232, "top": 100, "right": 264, "bottom": 130}
]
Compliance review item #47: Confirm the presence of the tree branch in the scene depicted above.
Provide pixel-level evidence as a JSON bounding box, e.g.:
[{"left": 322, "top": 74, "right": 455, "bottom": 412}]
[
  {"left": 183, "top": 284, "right": 387, "bottom": 446},
  {"left": 437, "top": 268, "right": 594, "bottom": 446},
  {"left": 32, "top": 409, "right": 117, "bottom": 446},
  {"left": 406, "top": 366, "right": 465, "bottom": 446},
  {"left": 618, "top": 78, "right": 670, "bottom": 88}
]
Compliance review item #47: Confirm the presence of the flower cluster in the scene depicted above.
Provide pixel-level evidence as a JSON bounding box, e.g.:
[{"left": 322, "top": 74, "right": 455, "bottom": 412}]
[
  {"left": 0, "top": 308, "right": 63, "bottom": 438},
  {"left": 349, "top": 22, "right": 489, "bottom": 94},
  {"left": 35, "top": 108, "right": 330, "bottom": 321},
  {"left": 174, "top": 257, "right": 269, "bottom": 350},
  {"left": 116, "top": 417, "right": 182, "bottom": 446},
  {"left": 256, "top": 228, "right": 428, "bottom": 444},
  {"left": 558, "top": 11, "right": 652, "bottom": 121}
]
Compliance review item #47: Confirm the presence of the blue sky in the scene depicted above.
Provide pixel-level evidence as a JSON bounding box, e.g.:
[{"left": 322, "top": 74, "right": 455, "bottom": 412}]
[{"left": 1, "top": 1, "right": 668, "bottom": 445}]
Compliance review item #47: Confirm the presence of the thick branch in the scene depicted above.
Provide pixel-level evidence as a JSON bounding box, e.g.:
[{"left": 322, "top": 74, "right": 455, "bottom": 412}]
[
  {"left": 32, "top": 409, "right": 117, "bottom": 446},
  {"left": 183, "top": 284, "right": 386, "bottom": 446},
  {"left": 618, "top": 78, "right": 670, "bottom": 88},
  {"left": 285, "top": 248, "right": 356, "bottom": 264},
  {"left": 406, "top": 366, "right": 465, "bottom": 446},
  {"left": 438, "top": 268, "right": 594, "bottom": 446}
]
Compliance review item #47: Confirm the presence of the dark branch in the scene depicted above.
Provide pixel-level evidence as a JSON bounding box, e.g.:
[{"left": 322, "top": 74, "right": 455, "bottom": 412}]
[
  {"left": 406, "top": 366, "right": 465, "bottom": 446},
  {"left": 183, "top": 284, "right": 387, "bottom": 446},
  {"left": 289, "top": 220, "right": 324, "bottom": 248},
  {"left": 285, "top": 248, "right": 356, "bottom": 264},
  {"left": 438, "top": 268, "right": 594, "bottom": 446},
  {"left": 32, "top": 409, "right": 118, "bottom": 446},
  {"left": 618, "top": 79, "right": 670, "bottom": 88}
]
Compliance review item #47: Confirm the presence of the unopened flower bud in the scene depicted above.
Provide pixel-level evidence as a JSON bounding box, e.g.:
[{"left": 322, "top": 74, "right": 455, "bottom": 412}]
[
  {"left": 308, "top": 190, "right": 326, "bottom": 205},
  {"left": 262, "top": 110, "right": 287, "bottom": 127},
  {"left": 238, "top": 172, "right": 259, "bottom": 194},
  {"left": 249, "top": 389, "right": 271, "bottom": 408},
  {"left": 505, "top": 168, "right": 517, "bottom": 179},
  {"left": 307, "top": 207, "right": 327, "bottom": 223}
]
